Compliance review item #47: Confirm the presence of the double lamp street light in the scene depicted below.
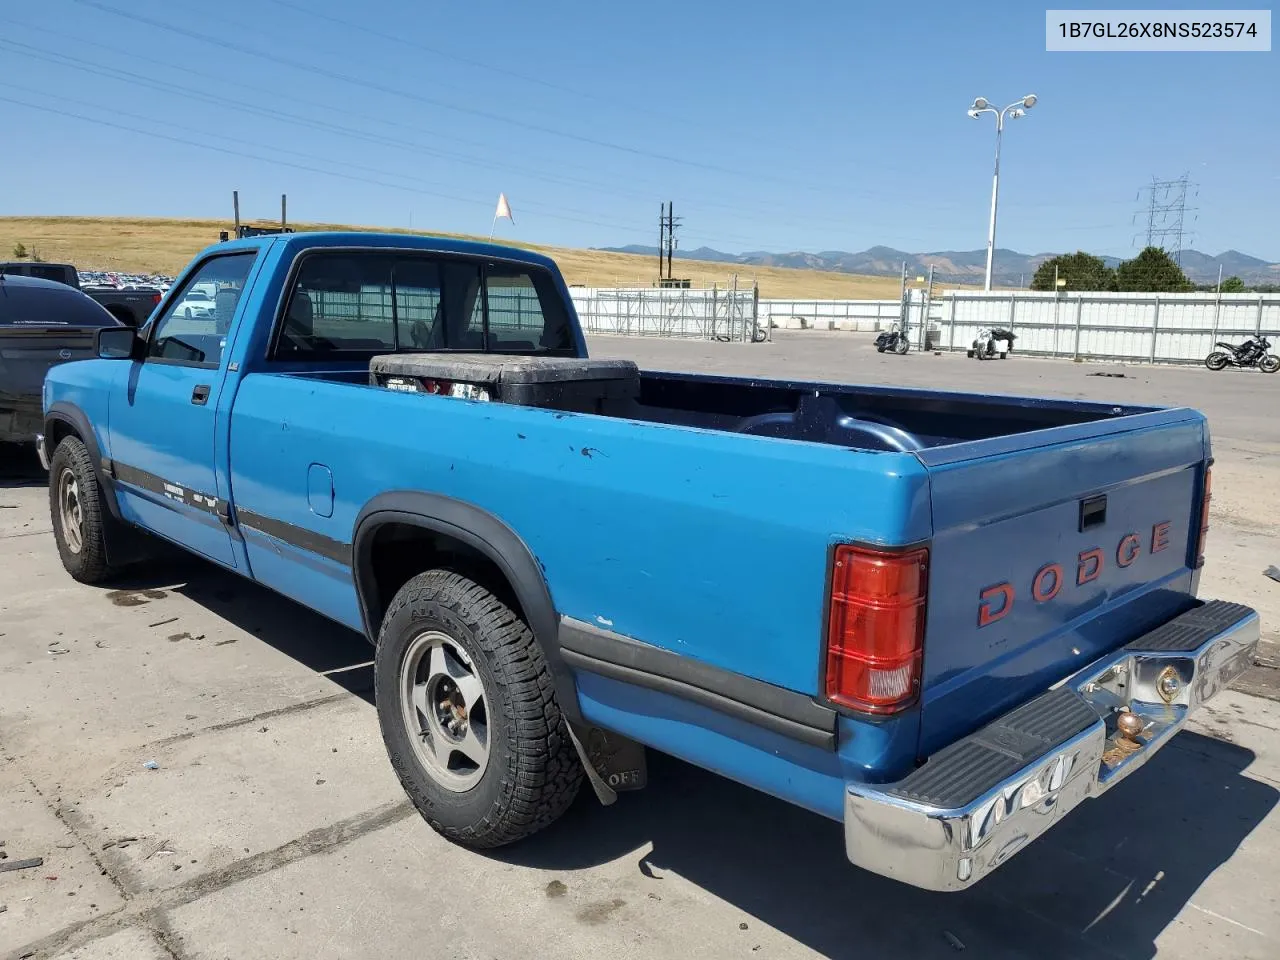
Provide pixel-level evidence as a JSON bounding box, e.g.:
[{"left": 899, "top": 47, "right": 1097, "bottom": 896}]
[{"left": 967, "top": 94, "right": 1038, "bottom": 291}]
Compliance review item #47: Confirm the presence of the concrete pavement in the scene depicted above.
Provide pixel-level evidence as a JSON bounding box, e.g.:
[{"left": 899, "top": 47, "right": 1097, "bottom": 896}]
[{"left": 2, "top": 335, "right": 1278, "bottom": 959}]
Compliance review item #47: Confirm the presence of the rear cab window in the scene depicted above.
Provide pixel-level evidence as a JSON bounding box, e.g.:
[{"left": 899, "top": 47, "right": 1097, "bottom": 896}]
[{"left": 272, "top": 250, "right": 574, "bottom": 360}]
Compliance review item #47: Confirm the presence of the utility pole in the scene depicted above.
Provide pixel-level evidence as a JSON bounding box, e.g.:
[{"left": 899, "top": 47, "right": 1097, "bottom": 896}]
[
  {"left": 233, "top": 190, "right": 241, "bottom": 235},
  {"left": 666, "top": 201, "right": 675, "bottom": 281},
  {"left": 281, "top": 193, "right": 287, "bottom": 231},
  {"left": 658, "top": 202, "right": 666, "bottom": 282}
]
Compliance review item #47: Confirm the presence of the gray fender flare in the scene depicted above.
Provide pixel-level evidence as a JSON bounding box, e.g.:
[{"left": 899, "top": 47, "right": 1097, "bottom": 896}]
[
  {"left": 351, "top": 491, "right": 581, "bottom": 724},
  {"left": 44, "top": 402, "right": 122, "bottom": 520}
]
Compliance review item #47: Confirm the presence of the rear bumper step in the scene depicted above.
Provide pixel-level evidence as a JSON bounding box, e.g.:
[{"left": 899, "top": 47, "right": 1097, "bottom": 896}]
[{"left": 844, "top": 600, "right": 1260, "bottom": 891}]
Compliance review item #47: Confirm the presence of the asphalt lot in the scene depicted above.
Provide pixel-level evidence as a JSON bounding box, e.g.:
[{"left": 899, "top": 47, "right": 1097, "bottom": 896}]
[{"left": 2, "top": 332, "right": 1278, "bottom": 960}]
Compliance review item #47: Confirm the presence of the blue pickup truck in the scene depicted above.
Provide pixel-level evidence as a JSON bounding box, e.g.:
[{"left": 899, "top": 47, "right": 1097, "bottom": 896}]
[{"left": 38, "top": 233, "right": 1259, "bottom": 892}]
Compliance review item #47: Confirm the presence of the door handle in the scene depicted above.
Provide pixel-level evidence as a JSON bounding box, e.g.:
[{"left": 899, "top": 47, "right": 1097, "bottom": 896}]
[{"left": 191, "top": 384, "right": 211, "bottom": 405}]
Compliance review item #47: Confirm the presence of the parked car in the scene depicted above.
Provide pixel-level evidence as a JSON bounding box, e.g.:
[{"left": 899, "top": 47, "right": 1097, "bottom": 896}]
[
  {"left": 37, "top": 232, "right": 1259, "bottom": 892},
  {"left": 0, "top": 275, "right": 122, "bottom": 447},
  {"left": 173, "top": 288, "right": 217, "bottom": 319}
]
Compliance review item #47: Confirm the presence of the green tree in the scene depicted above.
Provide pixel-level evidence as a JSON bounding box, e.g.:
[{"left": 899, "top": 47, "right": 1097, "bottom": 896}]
[
  {"left": 1114, "top": 246, "right": 1194, "bottom": 292},
  {"left": 1219, "top": 275, "right": 1246, "bottom": 293},
  {"left": 11, "top": 241, "right": 27, "bottom": 259},
  {"left": 1030, "top": 251, "right": 1115, "bottom": 292}
]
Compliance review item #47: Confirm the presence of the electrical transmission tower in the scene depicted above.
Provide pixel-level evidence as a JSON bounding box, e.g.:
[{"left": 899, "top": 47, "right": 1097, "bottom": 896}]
[{"left": 1134, "top": 174, "right": 1198, "bottom": 266}]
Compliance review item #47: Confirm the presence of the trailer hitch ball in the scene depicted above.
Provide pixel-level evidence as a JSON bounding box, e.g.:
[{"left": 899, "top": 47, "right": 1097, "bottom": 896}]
[{"left": 1115, "top": 710, "right": 1145, "bottom": 741}]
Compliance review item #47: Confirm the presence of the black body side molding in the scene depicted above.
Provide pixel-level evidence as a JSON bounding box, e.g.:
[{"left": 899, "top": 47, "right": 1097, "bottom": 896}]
[
  {"left": 351, "top": 491, "right": 579, "bottom": 723},
  {"left": 559, "top": 617, "right": 838, "bottom": 750}
]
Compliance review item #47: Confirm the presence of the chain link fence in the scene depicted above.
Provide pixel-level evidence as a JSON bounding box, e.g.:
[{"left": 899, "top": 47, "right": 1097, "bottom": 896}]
[{"left": 569, "top": 285, "right": 765, "bottom": 341}]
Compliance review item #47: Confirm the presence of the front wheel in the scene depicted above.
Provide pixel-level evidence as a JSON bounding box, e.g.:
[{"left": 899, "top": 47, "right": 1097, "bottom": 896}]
[
  {"left": 1260, "top": 354, "right": 1280, "bottom": 374},
  {"left": 1204, "top": 352, "right": 1230, "bottom": 371},
  {"left": 893, "top": 337, "right": 909, "bottom": 355},
  {"left": 374, "top": 569, "right": 583, "bottom": 849},
  {"left": 48, "top": 436, "right": 113, "bottom": 583}
]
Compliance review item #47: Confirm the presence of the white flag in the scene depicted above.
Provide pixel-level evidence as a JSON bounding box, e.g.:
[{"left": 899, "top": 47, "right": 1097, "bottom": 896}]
[{"left": 494, "top": 193, "right": 514, "bottom": 224}]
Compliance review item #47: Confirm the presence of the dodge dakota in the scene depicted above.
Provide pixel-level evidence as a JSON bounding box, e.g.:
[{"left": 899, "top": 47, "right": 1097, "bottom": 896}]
[{"left": 39, "top": 232, "right": 1260, "bottom": 891}]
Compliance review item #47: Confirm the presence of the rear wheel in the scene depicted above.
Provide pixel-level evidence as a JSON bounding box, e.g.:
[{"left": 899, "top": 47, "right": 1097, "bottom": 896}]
[
  {"left": 374, "top": 569, "right": 582, "bottom": 848},
  {"left": 1260, "top": 354, "right": 1280, "bottom": 374},
  {"left": 48, "top": 436, "right": 112, "bottom": 583},
  {"left": 1204, "top": 352, "right": 1230, "bottom": 371}
]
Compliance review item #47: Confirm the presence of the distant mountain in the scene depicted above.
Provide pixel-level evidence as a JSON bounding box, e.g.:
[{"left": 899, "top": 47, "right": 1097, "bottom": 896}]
[{"left": 593, "top": 244, "right": 1280, "bottom": 286}]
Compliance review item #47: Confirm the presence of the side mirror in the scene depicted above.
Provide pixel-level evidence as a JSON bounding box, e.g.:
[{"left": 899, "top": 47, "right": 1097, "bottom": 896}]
[{"left": 96, "top": 326, "right": 142, "bottom": 360}]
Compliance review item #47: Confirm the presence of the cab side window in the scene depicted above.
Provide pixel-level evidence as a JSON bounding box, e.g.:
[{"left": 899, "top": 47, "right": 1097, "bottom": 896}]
[{"left": 148, "top": 253, "right": 256, "bottom": 367}]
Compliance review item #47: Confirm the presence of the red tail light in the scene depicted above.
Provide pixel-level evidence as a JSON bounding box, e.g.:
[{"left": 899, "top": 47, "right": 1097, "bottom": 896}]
[
  {"left": 151, "top": 293, "right": 162, "bottom": 305},
  {"left": 825, "top": 544, "right": 929, "bottom": 714},
  {"left": 1195, "top": 467, "right": 1212, "bottom": 567}
]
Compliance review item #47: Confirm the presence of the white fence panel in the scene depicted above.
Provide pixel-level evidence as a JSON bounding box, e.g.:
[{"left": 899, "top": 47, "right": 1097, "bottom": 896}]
[
  {"left": 936, "top": 291, "right": 1280, "bottom": 363},
  {"left": 571, "top": 285, "right": 1279, "bottom": 362}
]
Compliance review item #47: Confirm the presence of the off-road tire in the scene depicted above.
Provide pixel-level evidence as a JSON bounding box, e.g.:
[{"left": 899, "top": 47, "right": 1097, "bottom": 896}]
[
  {"left": 48, "top": 435, "right": 112, "bottom": 583},
  {"left": 374, "top": 569, "right": 583, "bottom": 848}
]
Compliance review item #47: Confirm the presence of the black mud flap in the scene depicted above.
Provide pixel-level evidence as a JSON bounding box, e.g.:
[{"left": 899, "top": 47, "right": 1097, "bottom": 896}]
[{"left": 567, "top": 723, "right": 647, "bottom": 806}]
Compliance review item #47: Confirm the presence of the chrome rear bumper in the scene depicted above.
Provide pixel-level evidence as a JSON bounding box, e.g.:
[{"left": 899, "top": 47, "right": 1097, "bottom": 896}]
[
  {"left": 34, "top": 432, "right": 50, "bottom": 471},
  {"left": 844, "top": 600, "right": 1260, "bottom": 892}
]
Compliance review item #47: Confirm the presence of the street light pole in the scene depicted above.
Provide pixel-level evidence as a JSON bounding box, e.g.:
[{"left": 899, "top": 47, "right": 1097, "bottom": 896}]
[
  {"left": 984, "top": 114, "right": 1003, "bottom": 292},
  {"left": 968, "top": 95, "right": 1038, "bottom": 292}
]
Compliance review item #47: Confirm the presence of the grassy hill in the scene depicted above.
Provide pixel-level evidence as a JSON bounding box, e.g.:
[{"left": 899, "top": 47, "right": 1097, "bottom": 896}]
[{"left": 0, "top": 216, "right": 908, "bottom": 300}]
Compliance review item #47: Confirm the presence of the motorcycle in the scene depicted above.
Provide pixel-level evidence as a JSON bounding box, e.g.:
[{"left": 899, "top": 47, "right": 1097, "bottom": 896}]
[
  {"left": 1204, "top": 336, "right": 1279, "bottom": 373},
  {"left": 968, "top": 327, "right": 1017, "bottom": 360},
  {"left": 874, "top": 326, "right": 910, "bottom": 355}
]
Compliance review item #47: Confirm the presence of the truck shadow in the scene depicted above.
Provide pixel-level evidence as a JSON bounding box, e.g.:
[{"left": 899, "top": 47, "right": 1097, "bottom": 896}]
[
  {"left": 0, "top": 441, "right": 46, "bottom": 488},
  {"left": 508, "top": 737, "right": 1277, "bottom": 959},
  {"left": 105, "top": 559, "right": 378, "bottom": 702},
  {"left": 100, "top": 560, "right": 1277, "bottom": 960}
]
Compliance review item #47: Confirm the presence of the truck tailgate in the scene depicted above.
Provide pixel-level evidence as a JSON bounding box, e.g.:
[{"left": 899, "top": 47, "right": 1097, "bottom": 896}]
[{"left": 916, "top": 411, "right": 1208, "bottom": 757}]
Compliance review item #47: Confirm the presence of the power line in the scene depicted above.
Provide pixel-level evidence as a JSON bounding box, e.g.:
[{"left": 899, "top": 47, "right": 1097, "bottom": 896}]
[
  {"left": 0, "top": 32, "right": 921, "bottom": 242},
  {"left": 66, "top": 0, "right": 1030, "bottom": 221},
  {"left": 0, "top": 92, "right": 664, "bottom": 237},
  {"left": 0, "top": 38, "right": 662, "bottom": 202},
  {"left": 255, "top": 0, "right": 665, "bottom": 119},
  {"left": 68, "top": 0, "right": 822, "bottom": 189}
]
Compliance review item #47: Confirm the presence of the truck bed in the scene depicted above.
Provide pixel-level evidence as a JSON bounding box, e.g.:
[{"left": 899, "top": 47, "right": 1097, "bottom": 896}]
[{"left": 290, "top": 364, "right": 1151, "bottom": 453}]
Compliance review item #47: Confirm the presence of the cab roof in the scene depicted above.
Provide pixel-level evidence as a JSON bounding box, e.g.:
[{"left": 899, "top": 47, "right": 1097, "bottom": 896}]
[{"left": 200, "top": 231, "right": 559, "bottom": 272}]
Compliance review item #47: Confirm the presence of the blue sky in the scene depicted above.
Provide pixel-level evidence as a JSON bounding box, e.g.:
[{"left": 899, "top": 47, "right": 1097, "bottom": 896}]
[{"left": 2, "top": 0, "right": 1277, "bottom": 260}]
